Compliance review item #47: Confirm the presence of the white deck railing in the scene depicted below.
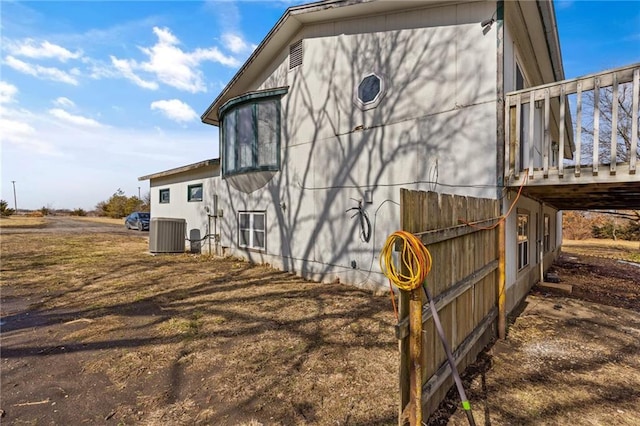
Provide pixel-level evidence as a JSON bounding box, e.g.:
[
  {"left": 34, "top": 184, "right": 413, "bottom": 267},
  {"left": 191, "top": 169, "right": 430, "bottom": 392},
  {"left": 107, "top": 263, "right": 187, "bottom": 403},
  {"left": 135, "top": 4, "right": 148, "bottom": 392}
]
[{"left": 504, "top": 63, "right": 639, "bottom": 185}]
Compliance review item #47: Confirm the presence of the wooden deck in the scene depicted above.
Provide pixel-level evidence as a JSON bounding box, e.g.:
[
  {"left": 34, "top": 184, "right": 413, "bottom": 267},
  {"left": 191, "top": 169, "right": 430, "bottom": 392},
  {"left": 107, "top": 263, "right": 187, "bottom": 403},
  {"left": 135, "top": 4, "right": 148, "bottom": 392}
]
[{"left": 504, "top": 63, "right": 640, "bottom": 210}]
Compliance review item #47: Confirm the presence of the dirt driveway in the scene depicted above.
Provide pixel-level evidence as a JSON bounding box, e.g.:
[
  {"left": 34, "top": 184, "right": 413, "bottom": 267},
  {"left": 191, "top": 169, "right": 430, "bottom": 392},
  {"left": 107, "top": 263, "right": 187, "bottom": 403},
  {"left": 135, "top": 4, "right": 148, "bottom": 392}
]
[
  {"left": 0, "top": 216, "right": 133, "bottom": 234},
  {"left": 1, "top": 219, "right": 639, "bottom": 425}
]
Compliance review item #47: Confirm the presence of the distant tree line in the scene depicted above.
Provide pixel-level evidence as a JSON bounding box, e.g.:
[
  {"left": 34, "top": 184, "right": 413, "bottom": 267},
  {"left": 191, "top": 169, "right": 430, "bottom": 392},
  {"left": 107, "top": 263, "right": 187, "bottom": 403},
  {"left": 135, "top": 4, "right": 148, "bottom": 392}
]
[
  {"left": 2, "top": 190, "right": 150, "bottom": 219},
  {"left": 95, "top": 189, "right": 150, "bottom": 218},
  {"left": 564, "top": 210, "right": 640, "bottom": 241},
  {"left": 0, "top": 200, "right": 15, "bottom": 217}
]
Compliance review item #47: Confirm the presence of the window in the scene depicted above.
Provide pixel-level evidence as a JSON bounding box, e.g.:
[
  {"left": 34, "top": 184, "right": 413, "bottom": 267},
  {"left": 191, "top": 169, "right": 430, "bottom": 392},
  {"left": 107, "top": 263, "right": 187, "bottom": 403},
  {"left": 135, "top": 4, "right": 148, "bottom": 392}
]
[
  {"left": 159, "top": 188, "right": 170, "bottom": 204},
  {"left": 358, "top": 75, "right": 381, "bottom": 103},
  {"left": 220, "top": 89, "right": 286, "bottom": 178},
  {"left": 517, "top": 213, "right": 529, "bottom": 270},
  {"left": 544, "top": 214, "right": 551, "bottom": 252},
  {"left": 354, "top": 73, "right": 385, "bottom": 110},
  {"left": 238, "top": 212, "right": 266, "bottom": 250},
  {"left": 188, "top": 184, "right": 203, "bottom": 202}
]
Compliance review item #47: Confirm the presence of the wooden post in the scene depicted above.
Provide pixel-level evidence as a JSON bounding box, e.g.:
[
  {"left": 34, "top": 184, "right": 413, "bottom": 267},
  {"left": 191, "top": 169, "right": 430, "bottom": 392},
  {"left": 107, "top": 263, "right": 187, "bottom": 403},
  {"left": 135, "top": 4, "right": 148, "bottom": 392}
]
[
  {"left": 593, "top": 78, "right": 600, "bottom": 176},
  {"left": 610, "top": 73, "right": 619, "bottom": 175},
  {"left": 498, "top": 220, "right": 506, "bottom": 339},
  {"left": 543, "top": 89, "right": 550, "bottom": 178},
  {"left": 399, "top": 189, "right": 411, "bottom": 426},
  {"left": 398, "top": 289, "right": 410, "bottom": 426},
  {"left": 528, "top": 90, "right": 535, "bottom": 179},
  {"left": 409, "top": 289, "right": 423, "bottom": 425},
  {"left": 575, "top": 82, "right": 583, "bottom": 177},
  {"left": 630, "top": 69, "right": 639, "bottom": 174},
  {"left": 559, "top": 85, "right": 566, "bottom": 178}
]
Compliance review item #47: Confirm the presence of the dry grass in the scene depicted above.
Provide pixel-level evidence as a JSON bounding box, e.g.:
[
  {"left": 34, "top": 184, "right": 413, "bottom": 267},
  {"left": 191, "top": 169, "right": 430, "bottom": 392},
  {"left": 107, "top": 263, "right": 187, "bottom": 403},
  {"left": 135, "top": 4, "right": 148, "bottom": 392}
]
[
  {"left": 2, "top": 231, "right": 638, "bottom": 425},
  {"left": 563, "top": 238, "right": 640, "bottom": 262},
  {"left": 1, "top": 231, "right": 398, "bottom": 425},
  {"left": 0, "top": 215, "right": 47, "bottom": 228}
]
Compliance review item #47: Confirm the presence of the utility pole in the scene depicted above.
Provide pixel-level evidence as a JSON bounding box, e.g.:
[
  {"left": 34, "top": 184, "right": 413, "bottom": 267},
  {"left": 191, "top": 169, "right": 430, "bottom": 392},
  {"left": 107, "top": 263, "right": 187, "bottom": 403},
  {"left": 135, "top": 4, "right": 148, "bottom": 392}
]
[
  {"left": 11, "top": 181, "right": 17, "bottom": 213},
  {"left": 138, "top": 186, "right": 141, "bottom": 199}
]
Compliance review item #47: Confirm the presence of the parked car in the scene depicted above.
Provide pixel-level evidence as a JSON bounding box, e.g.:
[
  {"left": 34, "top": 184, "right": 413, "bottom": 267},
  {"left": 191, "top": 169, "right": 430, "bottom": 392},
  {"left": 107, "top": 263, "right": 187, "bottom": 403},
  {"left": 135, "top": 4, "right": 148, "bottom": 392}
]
[{"left": 124, "top": 212, "right": 150, "bottom": 231}]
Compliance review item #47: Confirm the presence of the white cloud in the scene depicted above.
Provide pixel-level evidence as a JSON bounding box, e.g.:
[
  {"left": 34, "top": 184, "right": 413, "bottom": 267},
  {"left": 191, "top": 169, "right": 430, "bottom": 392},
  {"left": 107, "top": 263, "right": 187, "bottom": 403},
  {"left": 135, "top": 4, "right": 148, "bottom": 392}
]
[
  {"left": 5, "top": 39, "right": 82, "bottom": 62},
  {"left": 0, "top": 81, "right": 18, "bottom": 103},
  {"left": 48, "top": 108, "right": 103, "bottom": 128},
  {"left": 4, "top": 56, "right": 79, "bottom": 85},
  {"left": 0, "top": 106, "right": 60, "bottom": 156},
  {"left": 0, "top": 117, "right": 35, "bottom": 138},
  {"left": 150, "top": 99, "right": 198, "bottom": 123},
  {"left": 221, "top": 33, "right": 253, "bottom": 54},
  {"left": 110, "top": 26, "right": 240, "bottom": 93},
  {"left": 53, "top": 96, "right": 75, "bottom": 109},
  {"left": 1, "top": 100, "right": 218, "bottom": 209},
  {"left": 110, "top": 56, "right": 159, "bottom": 90}
]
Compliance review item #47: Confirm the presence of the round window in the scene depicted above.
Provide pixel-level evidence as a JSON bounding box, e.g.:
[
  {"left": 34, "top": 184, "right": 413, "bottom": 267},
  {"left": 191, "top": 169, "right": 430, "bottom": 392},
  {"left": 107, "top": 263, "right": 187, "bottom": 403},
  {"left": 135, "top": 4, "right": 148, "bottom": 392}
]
[{"left": 354, "top": 73, "right": 385, "bottom": 110}]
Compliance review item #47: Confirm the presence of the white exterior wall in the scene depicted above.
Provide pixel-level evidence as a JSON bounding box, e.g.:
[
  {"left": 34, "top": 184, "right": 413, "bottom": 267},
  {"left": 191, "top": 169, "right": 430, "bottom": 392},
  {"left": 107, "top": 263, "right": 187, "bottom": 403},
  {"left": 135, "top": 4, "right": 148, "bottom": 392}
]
[
  {"left": 213, "top": 2, "right": 502, "bottom": 291},
  {"left": 502, "top": 21, "right": 563, "bottom": 313},
  {"left": 148, "top": 164, "right": 221, "bottom": 254},
  {"left": 503, "top": 193, "right": 561, "bottom": 313}
]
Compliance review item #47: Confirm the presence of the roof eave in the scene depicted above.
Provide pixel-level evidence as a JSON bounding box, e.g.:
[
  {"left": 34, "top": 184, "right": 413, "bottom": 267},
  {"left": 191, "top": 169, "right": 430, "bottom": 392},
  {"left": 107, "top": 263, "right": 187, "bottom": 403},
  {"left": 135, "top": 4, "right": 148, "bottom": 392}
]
[{"left": 138, "top": 158, "right": 220, "bottom": 181}]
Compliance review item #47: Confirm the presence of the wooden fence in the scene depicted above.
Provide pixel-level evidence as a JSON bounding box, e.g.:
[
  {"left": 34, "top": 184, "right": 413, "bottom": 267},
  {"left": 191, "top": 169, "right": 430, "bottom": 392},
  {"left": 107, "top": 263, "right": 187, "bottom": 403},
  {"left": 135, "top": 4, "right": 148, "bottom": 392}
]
[{"left": 397, "top": 189, "right": 502, "bottom": 424}]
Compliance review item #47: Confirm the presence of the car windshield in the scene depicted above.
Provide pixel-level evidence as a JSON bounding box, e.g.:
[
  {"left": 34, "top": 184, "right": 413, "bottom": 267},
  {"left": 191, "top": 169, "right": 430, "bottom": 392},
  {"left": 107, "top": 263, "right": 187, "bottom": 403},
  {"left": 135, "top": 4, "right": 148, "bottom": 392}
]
[{"left": 139, "top": 213, "right": 150, "bottom": 219}]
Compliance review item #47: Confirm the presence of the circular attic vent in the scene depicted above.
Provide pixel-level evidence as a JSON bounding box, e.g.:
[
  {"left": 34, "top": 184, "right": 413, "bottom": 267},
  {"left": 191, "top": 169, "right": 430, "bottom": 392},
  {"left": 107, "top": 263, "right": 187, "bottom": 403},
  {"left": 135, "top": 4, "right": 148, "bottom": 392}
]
[{"left": 354, "top": 73, "right": 385, "bottom": 110}]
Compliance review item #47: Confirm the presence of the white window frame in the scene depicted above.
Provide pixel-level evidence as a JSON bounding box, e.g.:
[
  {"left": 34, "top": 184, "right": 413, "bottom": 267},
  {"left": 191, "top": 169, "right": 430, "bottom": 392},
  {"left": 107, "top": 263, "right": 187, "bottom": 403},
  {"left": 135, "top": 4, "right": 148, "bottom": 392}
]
[
  {"left": 543, "top": 214, "right": 551, "bottom": 253},
  {"left": 354, "top": 72, "right": 386, "bottom": 110},
  {"left": 238, "top": 211, "right": 266, "bottom": 250},
  {"left": 517, "top": 212, "right": 529, "bottom": 271}
]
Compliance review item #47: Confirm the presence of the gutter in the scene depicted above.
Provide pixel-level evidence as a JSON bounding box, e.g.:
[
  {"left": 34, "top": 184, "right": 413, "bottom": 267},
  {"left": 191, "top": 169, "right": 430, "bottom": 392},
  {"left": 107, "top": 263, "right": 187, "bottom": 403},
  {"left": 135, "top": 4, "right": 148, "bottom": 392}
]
[{"left": 537, "top": 0, "right": 564, "bottom": 81}]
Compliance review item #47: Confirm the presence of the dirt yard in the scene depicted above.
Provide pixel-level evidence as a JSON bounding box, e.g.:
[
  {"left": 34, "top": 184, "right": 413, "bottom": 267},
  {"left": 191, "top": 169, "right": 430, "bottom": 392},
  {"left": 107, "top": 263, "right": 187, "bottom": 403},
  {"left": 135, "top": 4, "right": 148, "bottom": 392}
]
[{"left": 1, "top": 219, "right": 639, "bottom": 425}]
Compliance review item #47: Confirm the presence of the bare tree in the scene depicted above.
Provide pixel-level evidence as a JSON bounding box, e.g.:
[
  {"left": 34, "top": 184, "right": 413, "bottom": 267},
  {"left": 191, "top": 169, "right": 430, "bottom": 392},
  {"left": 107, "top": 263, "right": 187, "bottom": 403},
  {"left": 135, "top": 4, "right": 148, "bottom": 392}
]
[{"left": 581, "top": 83, "right": 640, "bottom": 164}]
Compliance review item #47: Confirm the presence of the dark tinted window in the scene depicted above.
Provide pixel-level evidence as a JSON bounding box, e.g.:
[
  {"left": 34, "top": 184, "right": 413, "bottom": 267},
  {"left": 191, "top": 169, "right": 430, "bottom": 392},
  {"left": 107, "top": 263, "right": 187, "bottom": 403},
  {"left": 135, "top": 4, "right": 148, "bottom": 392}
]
[{"left": 358, "top": 75, "right": 381, "bottom": 104}]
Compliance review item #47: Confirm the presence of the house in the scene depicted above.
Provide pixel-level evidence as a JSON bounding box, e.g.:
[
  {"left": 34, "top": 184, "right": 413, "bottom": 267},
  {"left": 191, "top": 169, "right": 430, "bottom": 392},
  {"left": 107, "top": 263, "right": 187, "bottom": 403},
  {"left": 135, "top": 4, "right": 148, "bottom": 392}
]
[
  {"left": 138, "top": 159, "right": 222, "bottom": 254},
  {"left": 141, "top": 2, "right": 639, "bottom": 418},
  {"left": 148, "top": 0, "right": 637, "bottom": 316}
]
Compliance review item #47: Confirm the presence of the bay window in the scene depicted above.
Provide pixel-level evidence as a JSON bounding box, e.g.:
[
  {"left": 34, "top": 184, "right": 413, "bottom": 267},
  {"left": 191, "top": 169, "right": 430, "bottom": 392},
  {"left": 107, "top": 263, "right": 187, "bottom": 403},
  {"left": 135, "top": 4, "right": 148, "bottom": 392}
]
[{"left": 220, "top": 89, "right": 286, "bottom": 177}]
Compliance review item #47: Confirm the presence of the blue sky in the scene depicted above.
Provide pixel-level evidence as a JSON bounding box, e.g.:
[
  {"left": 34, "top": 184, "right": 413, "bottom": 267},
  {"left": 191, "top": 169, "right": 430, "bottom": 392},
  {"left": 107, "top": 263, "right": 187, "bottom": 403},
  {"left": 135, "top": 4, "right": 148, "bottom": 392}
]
[{"left": 1, "top": 0, "right": 639, "bottom": 210}]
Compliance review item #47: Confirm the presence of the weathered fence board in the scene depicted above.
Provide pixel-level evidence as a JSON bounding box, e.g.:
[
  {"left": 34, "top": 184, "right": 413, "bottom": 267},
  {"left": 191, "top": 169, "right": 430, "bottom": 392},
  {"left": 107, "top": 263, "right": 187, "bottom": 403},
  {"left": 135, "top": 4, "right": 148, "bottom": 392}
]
[{"left": 398, "top": 189, "right": 500, "bottom": 424}]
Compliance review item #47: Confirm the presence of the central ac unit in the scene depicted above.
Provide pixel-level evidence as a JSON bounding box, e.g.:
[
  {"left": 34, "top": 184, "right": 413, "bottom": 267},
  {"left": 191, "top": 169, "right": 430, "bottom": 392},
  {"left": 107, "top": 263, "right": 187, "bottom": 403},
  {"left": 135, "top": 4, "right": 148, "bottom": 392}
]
[{"left": 149, "top": 217, "right": 186, "bottom": 253}]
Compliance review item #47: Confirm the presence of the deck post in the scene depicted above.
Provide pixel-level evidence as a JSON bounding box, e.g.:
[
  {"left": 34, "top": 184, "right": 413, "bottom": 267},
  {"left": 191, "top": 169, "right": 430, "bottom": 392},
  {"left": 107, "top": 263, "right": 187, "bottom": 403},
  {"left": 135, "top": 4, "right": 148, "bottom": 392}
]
[
  {"left": 543, "top": 88, "right": 550, "bottom": 178},
  {"left": 593, "top": 78, "right": 600, "bottom": 176},
  {"left": 631, "top": 69, "right": 639, "bottom": 174},
  {"left": 515, "top": 94, "right": 521, "bottom": 178},
  {"left": 559, "top": 85, "right": 566, "bottom": 178},
  {"left": 610, "top": 73, "right": 619, "bottom": 174},
  {"left": 528, "top": 90, "right": 535, "bottom": 179},
  {"left": 504, "top": 97, "right": 511, "bottom": 184},
  {"left": 575, "top": 82, "right": 583, "bottom": 177}
]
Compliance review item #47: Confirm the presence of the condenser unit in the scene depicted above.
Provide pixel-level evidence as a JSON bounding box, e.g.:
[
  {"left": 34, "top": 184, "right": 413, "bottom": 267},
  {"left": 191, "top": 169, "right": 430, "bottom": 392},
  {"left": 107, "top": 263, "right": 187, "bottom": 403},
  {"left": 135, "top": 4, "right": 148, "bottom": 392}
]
[{"left": 149, "top": 218, "right": 186, "bottom": 253}]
